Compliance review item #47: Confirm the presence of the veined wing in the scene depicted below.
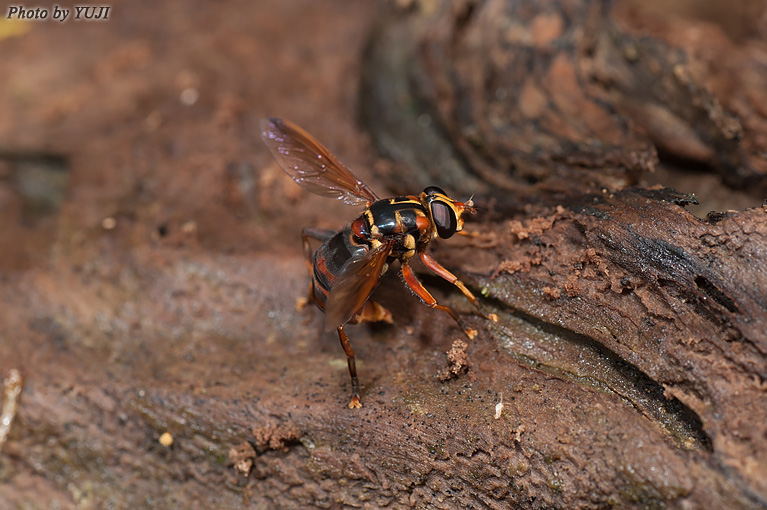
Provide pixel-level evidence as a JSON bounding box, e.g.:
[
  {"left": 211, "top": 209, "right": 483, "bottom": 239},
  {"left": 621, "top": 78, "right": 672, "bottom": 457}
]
[
  {"left": 261, "top": 117, "right": 378, "bottom": 206},
  {"left": 324, "top": 241, "right": 392, "bottom": 331}
]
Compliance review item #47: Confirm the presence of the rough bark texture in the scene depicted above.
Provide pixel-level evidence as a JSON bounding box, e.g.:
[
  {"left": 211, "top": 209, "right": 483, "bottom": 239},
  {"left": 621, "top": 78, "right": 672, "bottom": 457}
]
[{"left": 1, "top": 0, "right": 766, "bottom": 509}]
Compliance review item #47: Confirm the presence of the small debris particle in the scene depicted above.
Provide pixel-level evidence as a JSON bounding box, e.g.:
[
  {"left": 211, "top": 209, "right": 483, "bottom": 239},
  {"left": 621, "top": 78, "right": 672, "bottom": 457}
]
[
  {"left": 514, "top": 424, "right": 526, "bottom": 443},
  {"left": 542, "top": 286, "right": 561, "bottom": 300},
  {"left": 494, "top": 392, "right": 504, "bottom": 420},
  {"left": 252, "top": 421, "right": 302, "bottom": 450},
  {"left": 159, "top": 431, "right": 174, "bottom": 448},
  {"left": 180, "top": 220, "right": 197, "bottom": 235},
  {"left": 180, "top": 87, "right": 199, "bottom": 106},
  {"left": 101, "top": 216, "right": 117, "bottom": 230},
  {"left": 438, "top": 339, "right": 473, "bottom": 381},
  {"left": 492, "top": 254, "right": 543, "bottom": 277},
  {"left": 509, "top": 215, "right": 556, "bottom": 240},
  {"left": 229, "top": 441, "right": 256, "bottom": 476},
  {"left": 0, "top": 369, "right": 22, "bottom": 453}
]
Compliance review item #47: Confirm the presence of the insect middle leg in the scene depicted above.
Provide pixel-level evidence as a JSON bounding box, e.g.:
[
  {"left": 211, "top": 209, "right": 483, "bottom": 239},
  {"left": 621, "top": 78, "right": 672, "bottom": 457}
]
[
  {"left": 400, "top": 261, "right": 478, "bottom": 339},
  {"left": 337, "top": 325, "right": 362, "bottom": 409},
  {"left": 419, "top": 252, "right": 497, "bottom": 322}
]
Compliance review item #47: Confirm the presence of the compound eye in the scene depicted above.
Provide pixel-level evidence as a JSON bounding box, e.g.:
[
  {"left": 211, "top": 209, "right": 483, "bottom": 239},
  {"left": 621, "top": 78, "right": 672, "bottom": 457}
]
[
  {"left": 430, "top": 200, "right": 457, "bottom": 238},
  {"left": 424, "top": 186, "right": 446, "bottom": 196}
]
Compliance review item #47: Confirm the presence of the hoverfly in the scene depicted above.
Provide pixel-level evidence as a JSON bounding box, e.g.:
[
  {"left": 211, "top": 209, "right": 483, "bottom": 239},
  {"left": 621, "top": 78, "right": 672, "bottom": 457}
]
[{"left": 261, "top": 117, "right": 495, "bottom": 408}]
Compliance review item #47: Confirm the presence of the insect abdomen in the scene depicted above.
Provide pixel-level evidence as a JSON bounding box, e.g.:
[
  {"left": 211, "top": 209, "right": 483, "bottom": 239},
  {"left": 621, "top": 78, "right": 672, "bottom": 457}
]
[{"left": 312, "top": 227, "right": 367, "bottom": 310}]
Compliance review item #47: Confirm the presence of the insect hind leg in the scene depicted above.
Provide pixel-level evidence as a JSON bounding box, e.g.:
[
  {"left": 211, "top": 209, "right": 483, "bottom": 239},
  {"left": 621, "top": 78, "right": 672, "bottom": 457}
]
[
  {"left": 301, "top": 227, "right": 337, "bottom": 269},
  {"left": 299, "top": 228, "right": 338, "bottom": 309}
]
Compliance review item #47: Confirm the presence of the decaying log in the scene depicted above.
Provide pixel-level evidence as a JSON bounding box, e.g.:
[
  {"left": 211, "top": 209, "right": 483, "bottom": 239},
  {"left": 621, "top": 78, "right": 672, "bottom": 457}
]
[
  {"left": 0, "top": 0, "right": 765, "bottom": 508},
  {"left": 473, "top": 188, "right": 767, "bottom": 505}
]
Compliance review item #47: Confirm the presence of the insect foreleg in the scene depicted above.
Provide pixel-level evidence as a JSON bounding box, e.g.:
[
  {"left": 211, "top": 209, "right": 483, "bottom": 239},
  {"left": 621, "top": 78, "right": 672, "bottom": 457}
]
[
  {"left": 399, "top": 262, "right": 478, "bottom": 339},
  {"left": 419, "top": 252, "right": 497, "bottom": 322}
]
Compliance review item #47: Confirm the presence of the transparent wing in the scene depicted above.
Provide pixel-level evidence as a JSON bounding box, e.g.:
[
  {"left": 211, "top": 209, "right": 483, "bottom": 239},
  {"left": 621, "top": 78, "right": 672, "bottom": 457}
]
[
  {"left": 324, "top": 241, "right": 392, "bottom": 331},
  {"left": 261, "top": 117, "right": 379, "bottom": 206}
]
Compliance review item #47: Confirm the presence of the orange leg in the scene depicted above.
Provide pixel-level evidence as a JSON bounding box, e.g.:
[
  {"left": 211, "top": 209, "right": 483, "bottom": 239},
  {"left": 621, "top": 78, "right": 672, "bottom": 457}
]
[
  {"left": 337, "top": 326, "right": 362, "bottom": 409},
  {"left": 419, "top": 252, "right": 497, "bottom": 322},
  {"left": 353, "top": 300, "right": 394, "bottom": 325},
  {"left": 400, "top": 262, "right": 478, "bottom": 339}
]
